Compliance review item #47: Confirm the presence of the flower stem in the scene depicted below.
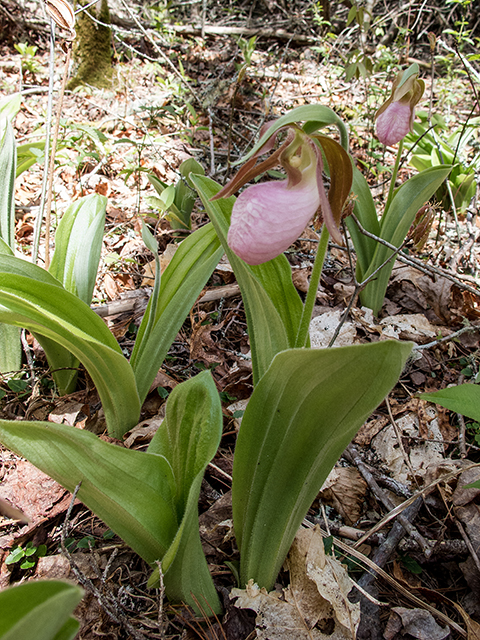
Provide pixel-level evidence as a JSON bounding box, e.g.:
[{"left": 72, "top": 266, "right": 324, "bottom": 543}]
[
  {"left": 384, "top": 139, "right": 403, "bottom": 216},
  {"left": 294, "top": 224, "right": 330, "bottom": 348}
]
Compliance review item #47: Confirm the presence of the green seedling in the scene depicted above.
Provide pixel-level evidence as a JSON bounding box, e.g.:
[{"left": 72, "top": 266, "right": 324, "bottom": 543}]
[
  {"left": 147, "top": 158, "right": 205, "bottom": 231},
  {"left": 6, "top": 541, "right": 47, "bottom": 570}
]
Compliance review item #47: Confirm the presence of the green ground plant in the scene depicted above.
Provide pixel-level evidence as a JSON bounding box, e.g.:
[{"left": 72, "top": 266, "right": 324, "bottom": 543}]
[
  {"left": 0, "top": 580, "right": 83, "bottom": 640},
  {"left": 0, "top": 104, "right": 411, "bottom": 616}
]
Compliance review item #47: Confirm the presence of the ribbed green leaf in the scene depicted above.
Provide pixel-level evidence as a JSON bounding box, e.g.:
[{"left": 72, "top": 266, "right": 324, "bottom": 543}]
[
  {"left": 45, "top": 193, "right": 107, "bottom": 393},
  {"left": 130, "top": 222, "right": 223, "bottom": 402},
  {"left": 0, "top": 93, "right": 22, "bottom": 123},
  {"left": 0, "top": 420, "right": 178, "bottom": 562},
  {"left": 192, "top": 174, "right": 304, "bottom": 383},
  {"left": 147, "top": 370, "right": 223, "bottom": 614},
  {"left": 359, "top": 165, "right": 451, "bottom": 314},
  {"left": 0, "top": 120, "right": 22, "bottom": 374},
  {"left": 420, "top": 383, "right": 480, "bottom": 422},
  {"left": 239, "top": 105, "right": 349, "bottom": 161},
  {"left": 232, "top": 340, "right": 412, "bottom": 589},
  {"left": 0, "top": 119, "right": 16, "bottom": 250},
  {"left": 345, "top": 163, "right": 380, "bottom": 281},
  {"left": 49, "top": 193, "right": 107, "bottom": 305},
  {"left": 0, "top": 238, "right": 21, "bottom": 375},
  {"left": 0, "top": 580, "right": 83, "bottom": 640},
  {"left": 0, "top": 255, "right": 140, "bottom": 437}
]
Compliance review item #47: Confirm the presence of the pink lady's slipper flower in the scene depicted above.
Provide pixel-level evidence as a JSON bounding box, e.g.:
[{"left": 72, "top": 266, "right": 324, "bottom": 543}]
[
  {"left": 212, "top": 126, "right": 350, "bottom": 265},
  {"left": 375, "top": 65, "right": 425, "bottom": 146}
]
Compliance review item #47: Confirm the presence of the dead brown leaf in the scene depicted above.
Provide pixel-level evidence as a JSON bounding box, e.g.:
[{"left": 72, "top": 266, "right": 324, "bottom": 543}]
[
  {"left": 189, "top": 310, "right": 225, "bottom": 366},
  {"left": 319, "top": 467, "right": 367, "bottom": 525},
  {"left": 383, "top": 607, "right": 450, "bottom": 640},
  {"left": 232, "top": 526, "right": 360, "bottom": 639}
]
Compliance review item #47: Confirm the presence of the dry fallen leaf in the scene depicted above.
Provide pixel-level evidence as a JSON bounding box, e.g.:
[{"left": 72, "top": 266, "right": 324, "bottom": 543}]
[
  {"left": 384, "top": 607, "right": 450, "bottom": 640},
  {"left": 231, "top": 526, "right": 360, "bottom": 640},
  {"left": 319, "top": 467, "right": 367, "bottom": 525}
]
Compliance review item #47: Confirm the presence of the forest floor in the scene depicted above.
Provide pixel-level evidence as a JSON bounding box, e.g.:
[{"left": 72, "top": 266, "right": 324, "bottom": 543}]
[{"left": 0, "top": 14, "right": 480, "bottom": 640}]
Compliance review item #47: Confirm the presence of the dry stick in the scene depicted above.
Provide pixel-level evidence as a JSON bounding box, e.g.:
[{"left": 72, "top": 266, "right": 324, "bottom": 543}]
[
  {"left": 352, "top": 462, "right": 480, "bottom": 550},
  {"left": 43, "top": 42, "right": 72, "bottom": 269},
  {"left": 351, "top": 214, "right": 480, "bottom": 297},
  {"left": 165, "top": 23, "right": 314, "bottom": 44},
  {"left": 455, "top": 519, "right": 480, "bottom": 575},
  {"left": 455, "top": 372, "right": 468, "bottom": 458},
  {"left": 357, "top": 498, "right": 423, "bottom": 593},
  {"left": 154, "top": 560, "right": 166, "bottom": 639},
  {"left": 207, "top": 107, "right": 215, "bottom": 176},
  {"left": 301, "top": 520, "right": 466, "bottom": 638},
  {"left": 416, "top": 322, "right": 480, "bottom": 350},
  {"left": 61, "top": 483, "right": 148, "bottom": 640},
  {"left": 344, "top": 445, "right": 433, "bottom": 557},
  {"left": 33, "top": 21, "right": 56, "bottom": 264}
]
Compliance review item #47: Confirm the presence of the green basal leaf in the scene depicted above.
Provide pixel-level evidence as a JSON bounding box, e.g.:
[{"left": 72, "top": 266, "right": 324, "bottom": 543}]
[
  {"left": 420, "top": 383, "right": 480, "bottom": 422},
  {"left": 46, "top": 194, "right": 107, "bottom": 393},
  {"left": 0, "top": 420, "right": 178, "bottom": 562},
  {"left": 0, "top": 119, "right": 16, "bottom": 250},
  {"left": 359, "top": 165, "right": 451, "bottom": 315},
  {"left": 0, "top": 255, "right": 140, "bottom": 437},
  {"left": 0, "top": 93, "right": 22, "bottom": 124},
  {"left": 191, "top": 174, "right": 304, "bottom": 383},
  {"left": 139, "top": 221, "right": 161, "bottom": 352},
  {"left": 16, "top": 141, "right": 47, "bottom": 177},
  {"left": 49, "top": 194, "right": 107, "bottom": 306},
  {"left": 397, "top": 62, "right": 419, "bottom": 89},
  {"left": 131, "top": 222, "right": 223, "bottom": 402},
  {"left": 180, "top": 157, "right": 205, "bottom": 188},
  {"left": 147, "top": 370, "right": 223, "bottom": 614},
  {"left": 345, "top": 163, "right": 380, "bottom": 281},
  {"left": 0, "top": 119, "right": 22, "bottom": 374},
  {"left": 0, "top": 580, "right": 83, "bottom": 640},
  {"left": 232, "top": 340, "right": 412, "bottom": 589},
  {"left": 238, "top": 105, "right": 349, "bottom": 164},
  {"left": 0, "top": 237, "right": 21, "bottom": 375}
]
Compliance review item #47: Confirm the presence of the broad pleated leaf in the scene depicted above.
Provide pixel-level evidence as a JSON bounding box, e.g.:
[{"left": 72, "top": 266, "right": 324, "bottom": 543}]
[
  {"left": 0, "top": 255, "right": 140, "bottom": 436},
  {"left": 232, "top": 340, "right": 412, "bottom": 589},
  {"left": 0, "top": 581, "right": 83, "bottom": 640},
  {"left": 239, "top": 105, "right": 349, "bottom": 161},
  {"left": 0, "top": 119, "right": 22, "bottom": 374},
  {"left": 359, "top": 165, "right": 451, "bottom": 314},
  {"left": 345, "top": 163, "right": 380, "bottom": 280},
  {"left": 46, "top": 193, "right": 107, "bottom": 393},
  {"left": 130, "top": 222, "right": 223, "bottom": 402},
  {"left": 0, "top": 420, "right": 178, "bottom": 561},
  {"left": 148, "top": 370, "right": 223, "bottom": 614},
  {"left": 192, "top": 174, "right": 304, "bottom": 383},
  {"left": 0, "top": 93, "right": 22, "bottom": 123},
  {"left": 420, "top": 383, "right": 480, "bottom": 422},
  {"left": 49, "top": 193, "right": 107, "bottom": 305},
  {"left": 0, "top": 119, "right": 16, "bottom": 249},
  {"left": 0, "top": 237, "right": 21, "bottom": 375}
]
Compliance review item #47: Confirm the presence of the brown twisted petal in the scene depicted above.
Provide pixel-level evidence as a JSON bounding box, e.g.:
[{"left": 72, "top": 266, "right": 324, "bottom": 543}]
[
  {"left": 44, "top": 0, "right": 76, "bottom": 38},
  {"left": 211, "top": 128, "right": 296, "bottom": 201}
]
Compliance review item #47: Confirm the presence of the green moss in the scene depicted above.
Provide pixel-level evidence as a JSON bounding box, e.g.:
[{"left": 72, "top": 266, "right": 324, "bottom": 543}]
[{"left": 69, "top": 0, "right": 113, "bottom": 90}]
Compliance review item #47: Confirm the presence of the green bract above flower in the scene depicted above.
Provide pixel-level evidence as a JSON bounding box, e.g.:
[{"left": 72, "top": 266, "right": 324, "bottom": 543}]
[
  {"left": 212, "top": 125, "right": 352, "bottom": 265},
  {"left": 375, "top": 64, "right": 425, "bottom": 146}
]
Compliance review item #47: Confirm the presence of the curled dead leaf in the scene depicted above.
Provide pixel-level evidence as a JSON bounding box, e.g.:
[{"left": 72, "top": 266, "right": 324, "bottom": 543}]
[{"left": 44, "top": 0, "right": 76, "bottom": 38}]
